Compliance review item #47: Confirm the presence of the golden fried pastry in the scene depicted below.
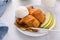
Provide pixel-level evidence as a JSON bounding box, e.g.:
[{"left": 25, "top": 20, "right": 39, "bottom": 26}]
[
  {"left": 16, "top": 18, "right": 21, "bottom": 24},
  {"left": 30, "top": 9, "right": 45, "bottom": 23},
  {"left": 16, "top": 18, "right": 27, "bottom": 26},
  {"left": 27, "top": 6, "right": 35, "bottom": 14},
  {"left": 23, "top": 15, "right": 40, "bottom": 28}
]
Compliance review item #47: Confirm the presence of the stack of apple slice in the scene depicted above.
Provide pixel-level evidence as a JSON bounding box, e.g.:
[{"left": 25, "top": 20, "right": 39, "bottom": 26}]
[{"left": 40, "top": 12, "right": 55, "bottom": 30}]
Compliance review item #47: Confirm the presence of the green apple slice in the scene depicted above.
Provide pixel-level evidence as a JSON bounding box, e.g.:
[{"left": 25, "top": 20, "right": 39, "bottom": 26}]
[
  {"left": 49, "top": 16, "right": 55, "bottom": 30},
  {"left": 44, "top": 15, "right": 54, "bottom": 29},
  {"left": 40, "top": 12, "right": 52, "bottom": 28},
  {"left": 44, "top": 14, "right": 55, "bottom": 29}
]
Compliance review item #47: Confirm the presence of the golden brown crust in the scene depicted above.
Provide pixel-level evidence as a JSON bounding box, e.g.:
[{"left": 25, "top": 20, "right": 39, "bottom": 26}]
[
  {"left": 27, "top": 6, "right": 36, "bottom": 14},
  {"left": 23, "top": 15, "right": 40, "bottom": 28},
  {"left": 30, "top": 9, "right": 45, "bottom": 23}
]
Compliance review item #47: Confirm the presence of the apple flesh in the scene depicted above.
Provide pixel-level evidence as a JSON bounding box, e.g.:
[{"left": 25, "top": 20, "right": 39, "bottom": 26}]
[
  {"left": 49, "top": 16, "right": 55, "bottom": 30},
  {"left": 40, "top": 12, "right": 55, "bottom": 29},
  {"left": 49, "top": 15, "right": 55, "bottom": 30},
  {"left": 45, "top": 15, "right": 54, "bottom": 29},
  {"left": 40, "top": 12, "right": 52, "bottom": 28}
]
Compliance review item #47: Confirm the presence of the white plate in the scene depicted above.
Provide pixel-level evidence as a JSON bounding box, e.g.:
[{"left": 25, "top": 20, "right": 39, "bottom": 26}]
[{"left": 14, "top": 5, "right": 56, "bottom": 37}]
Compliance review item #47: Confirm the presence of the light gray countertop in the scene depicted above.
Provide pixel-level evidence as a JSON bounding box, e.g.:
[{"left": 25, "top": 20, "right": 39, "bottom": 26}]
[{"left": 1, "top": 0, "right": 60, "bottom": 40}]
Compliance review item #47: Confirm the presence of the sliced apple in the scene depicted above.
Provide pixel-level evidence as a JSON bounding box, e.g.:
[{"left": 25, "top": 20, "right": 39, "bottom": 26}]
[
  {"left": 40, "top": 12, "right": 52, "bottom": 28},
  {"left": 49, "top": 15, "right": 55, "bottom": 30},
  {"left": 44, "top": 15, "right": 54, "bottom": 29}
]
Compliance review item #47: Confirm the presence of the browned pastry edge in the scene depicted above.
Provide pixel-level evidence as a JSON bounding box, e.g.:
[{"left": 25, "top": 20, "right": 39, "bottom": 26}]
[{"left": 14, "top": 22, "right": 38, "bottom": 32}]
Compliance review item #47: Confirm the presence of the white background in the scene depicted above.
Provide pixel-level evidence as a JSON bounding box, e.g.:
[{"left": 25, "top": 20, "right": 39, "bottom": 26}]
[{"left": 1, "top": 0, "right": 60, "bottom": 40}]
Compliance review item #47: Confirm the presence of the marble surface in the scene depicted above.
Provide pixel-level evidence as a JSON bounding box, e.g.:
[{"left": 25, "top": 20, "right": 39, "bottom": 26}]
[{"left": 1, "top": 0, "right": 60, "bottom": 40}]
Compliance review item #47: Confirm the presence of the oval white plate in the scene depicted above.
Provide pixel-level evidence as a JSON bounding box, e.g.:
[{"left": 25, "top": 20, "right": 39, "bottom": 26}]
[{"left": 14, "top": 5, "right": 56, "bottom": 37}]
